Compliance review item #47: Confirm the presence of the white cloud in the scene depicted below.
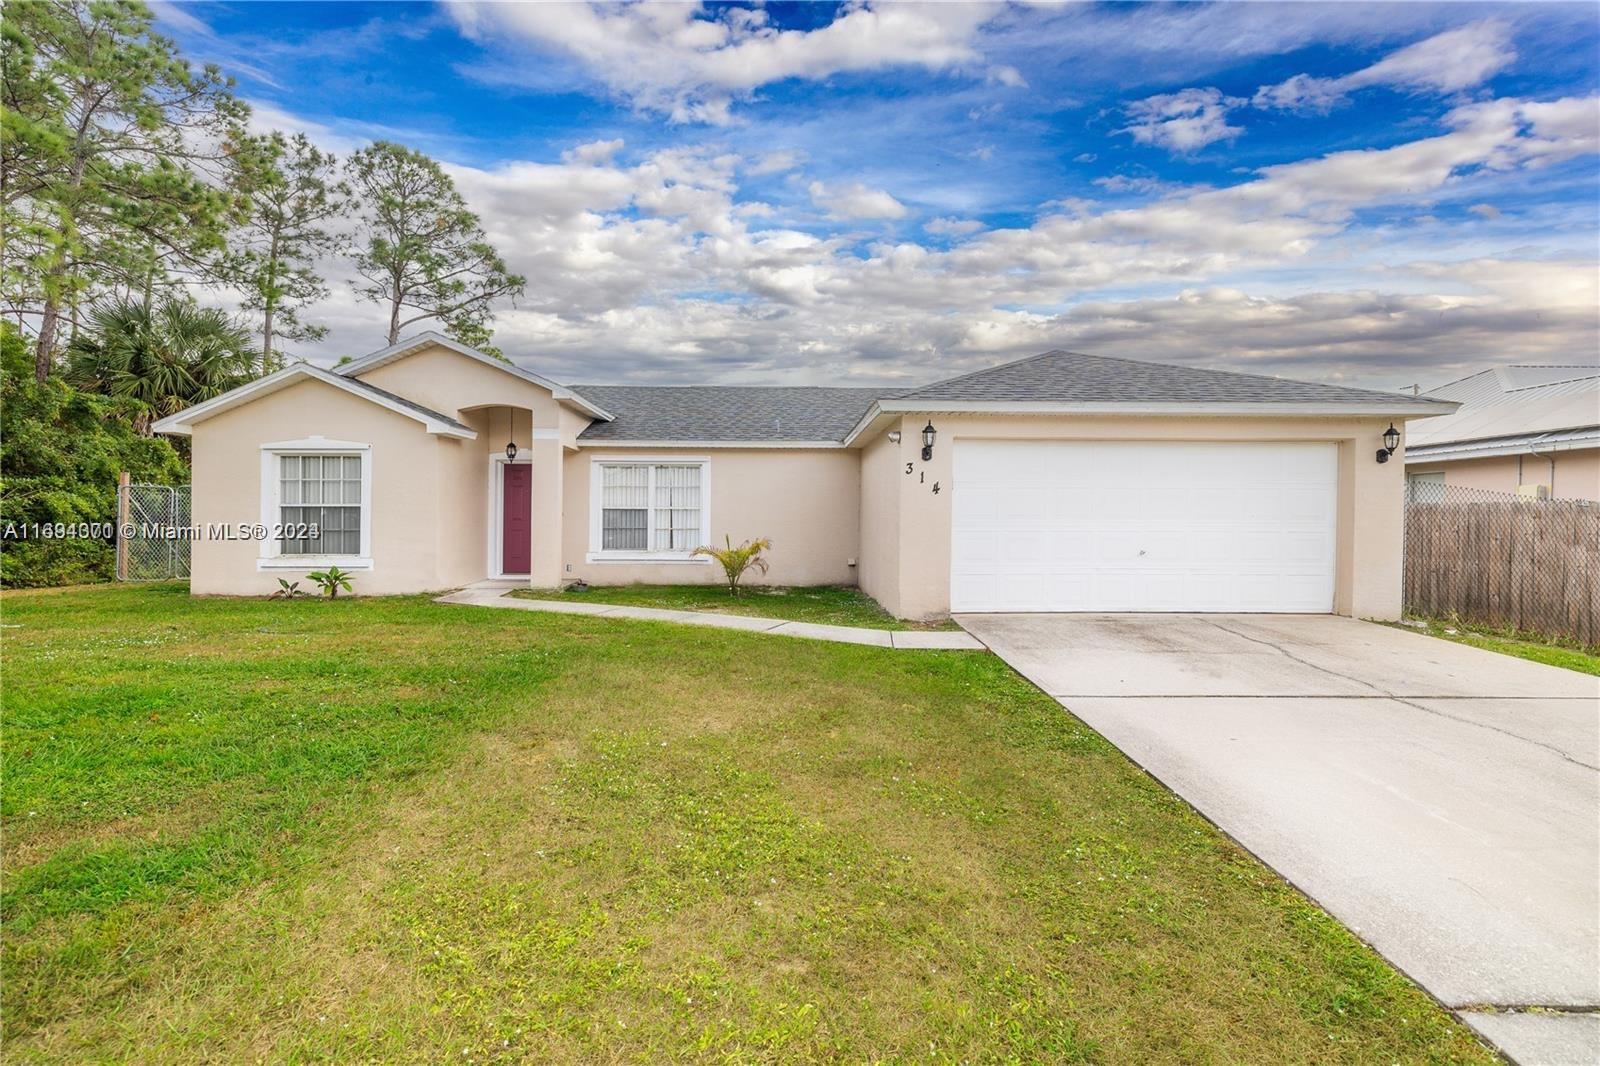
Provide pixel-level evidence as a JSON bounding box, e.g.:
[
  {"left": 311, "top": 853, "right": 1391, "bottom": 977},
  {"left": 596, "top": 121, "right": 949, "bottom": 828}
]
[
  {"left": 1515, "top": 95, "right": 1600, "bottom": 167},
  {"left": 1032, "top": 271, "right": 1597, "bottom": 386},
  {"left": 1255, "top": 21, "right": 1516, "bottom": 112},
  {"left": 1120, "top": 87, "right": 1243, "bottom": 155},
  {"left": 225, "top": 94, "right": 1599, "bottom": 389},
  {"left": 1128, "top": 21, "right": 1521, "bottom": 158},
  {"left": 925, "top": 217, "right": 985, "bottom": 236},
  {"left": 808, "top": 180, "right": 909, "bottom": 220},
  {"left": 745, "top": 150, "right": 802, "bottom": 176},
  {"left": 149, "top": 0, "right": 213, "bottom": 39},
  {"left": 448, "top": 1, "right": 1011, "bottom": 124},
  {"left": 1468, "top": 203, "right": 1501, "bottom": 219},
  {"left": 563, "top": 139, "right": 625, "bottom": 166}
]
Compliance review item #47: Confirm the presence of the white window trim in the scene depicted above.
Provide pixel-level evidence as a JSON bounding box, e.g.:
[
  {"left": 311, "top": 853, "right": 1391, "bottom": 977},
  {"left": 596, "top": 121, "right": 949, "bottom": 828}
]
[
  {"left": 486, "top": 453, "right": 532, "bottom": 580},
  {"left": 587, "top": 456, "right": 712, "bottom": 564},
  {"left": 258, "top": 437, "right": 373, "bottom": 571}
]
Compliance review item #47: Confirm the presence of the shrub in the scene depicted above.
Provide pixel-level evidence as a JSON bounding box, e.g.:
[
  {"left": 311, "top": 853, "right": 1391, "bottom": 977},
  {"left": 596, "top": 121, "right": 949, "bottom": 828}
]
[
  {"left": 1, "top": 325, "right": 188, "bottom": 587},
  {"left": 692, "top": 536, "right": 772, "bottom": 596},
  {"left": 305, "top": 566, "right": 354, "bottom": 598}
]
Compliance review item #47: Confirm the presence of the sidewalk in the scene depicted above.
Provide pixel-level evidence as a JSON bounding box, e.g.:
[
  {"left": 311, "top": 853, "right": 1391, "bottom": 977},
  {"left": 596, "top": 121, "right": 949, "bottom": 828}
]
[{"left": 435, "top": 586, "right": 984, "bottom": 650}]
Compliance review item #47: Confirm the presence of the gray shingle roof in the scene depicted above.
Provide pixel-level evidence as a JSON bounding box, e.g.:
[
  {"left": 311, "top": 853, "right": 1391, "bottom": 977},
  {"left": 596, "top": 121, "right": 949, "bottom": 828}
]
[
  {"left": 567, "top": 350, "right": 1451, "bottom": 443},
  {"left": 896, "top": 350, "right": 1454, "bottom": 407},
  {"left": 343, "top": 374, "right": 474, "bottom": 433},
  {"left": 571, "top": 385, "right": 884, "bottom": 442}
]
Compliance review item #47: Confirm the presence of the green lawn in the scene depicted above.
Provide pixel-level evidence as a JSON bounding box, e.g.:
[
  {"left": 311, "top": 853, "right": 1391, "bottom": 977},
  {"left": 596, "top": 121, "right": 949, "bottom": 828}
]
[
  {"left": 511, "top": 582, "right": 961, "bottom": 630},
  {"left": 1, "top": 585, "right": 1490, "bottom": 1062},
  {"left": 1395, "top": 615, "right": 1600, "bottom": 675}
]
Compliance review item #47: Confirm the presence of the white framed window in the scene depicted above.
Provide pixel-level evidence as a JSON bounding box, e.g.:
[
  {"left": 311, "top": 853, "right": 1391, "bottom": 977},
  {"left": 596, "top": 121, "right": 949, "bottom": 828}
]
[
  {"left": 588, "top": 459, "right": 710, "bottom": 562},
  {"left": 259, "top": 438, "right": 372, "bottom": 570}
]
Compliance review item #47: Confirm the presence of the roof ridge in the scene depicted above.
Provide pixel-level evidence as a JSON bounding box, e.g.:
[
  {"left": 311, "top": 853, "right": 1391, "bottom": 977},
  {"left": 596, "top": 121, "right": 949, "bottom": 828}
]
[
  {"left": 906, "top": 348, "right": 1428, "bottom": 404},
  {"left": 1077, "top": 349, "right": 1429, "bottom": 401},
  {"left": 570, "top": 383, "right": 890, "bottom": 392},
  {"left": 1424, "top": 366, "right": 1496, "bottom": 394},
  {"left": 898, "top": 349, "right": 1070, "bottom": 397},
  {"left": 1505, "top": 373, "right": 1600, "bottom": 392}
]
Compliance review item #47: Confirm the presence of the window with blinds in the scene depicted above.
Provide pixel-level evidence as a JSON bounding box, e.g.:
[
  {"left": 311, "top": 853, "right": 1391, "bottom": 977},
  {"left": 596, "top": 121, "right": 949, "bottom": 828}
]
[
  {"left": 598, "top": 463, "right": 704, "bottom": 553},
  {"left": 280, "top": 454, "right": 362, "bottom": 555}
]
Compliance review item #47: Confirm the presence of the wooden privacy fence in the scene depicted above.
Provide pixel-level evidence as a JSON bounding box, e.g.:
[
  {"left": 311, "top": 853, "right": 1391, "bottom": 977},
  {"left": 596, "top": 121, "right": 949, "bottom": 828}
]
[{"left": 1404, "top": 483, "right": 1600, "bottom": 648}]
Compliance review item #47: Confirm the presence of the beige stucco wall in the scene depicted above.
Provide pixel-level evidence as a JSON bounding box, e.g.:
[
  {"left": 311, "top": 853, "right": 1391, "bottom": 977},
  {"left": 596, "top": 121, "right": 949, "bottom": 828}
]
[
  {"left": 360, "top": 345, "right": 585, "bottom": 585},
  {"left": 188, "top": 378, "right": 474, "bottom": 596},
  {"left": 561, "top": 448, "right": 860, "bottom": 588},
  {"left": 1408, "top": 448, "right": 1600, "bottom": 501},
  {"left": 857, "top": 431, "right": 904, "bottom": 616},
  {"left": 183, "top": 340, "right": 1418, "bottom": 619},
  {"left": 867, "top": 412, "right": 1409, "bottom": 622},
  {"left": 357, "top": 345, "right": 565, "bottom": 430}
]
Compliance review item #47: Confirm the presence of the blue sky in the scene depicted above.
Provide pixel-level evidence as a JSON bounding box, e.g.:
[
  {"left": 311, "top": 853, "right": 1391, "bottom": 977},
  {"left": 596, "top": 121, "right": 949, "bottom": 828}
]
[{"left": 155, "top": 1, "right": 1600, "bottom": 390}]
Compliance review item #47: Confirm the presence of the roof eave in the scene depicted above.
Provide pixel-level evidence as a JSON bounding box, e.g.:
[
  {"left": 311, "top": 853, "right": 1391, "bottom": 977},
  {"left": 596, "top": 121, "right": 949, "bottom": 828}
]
[
  {"left": 150, "top": 363, "right": 478, "bottom": 440},
  {"left": 334, "top": 330, "right": 614, "bottom": 423},
  {"left": 840, "top": 398, "right": 1457, "bottom": 445},
  {"left": 577, "top": 439, "right": 849, "bottom": 449},
  {"left": 1405, "top": 428, "right": 1600, "bottom": 463}
]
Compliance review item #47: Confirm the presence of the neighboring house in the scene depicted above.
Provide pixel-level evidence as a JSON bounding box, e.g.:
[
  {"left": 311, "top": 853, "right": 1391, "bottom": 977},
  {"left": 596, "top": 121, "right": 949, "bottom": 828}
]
[
  {"left": 152, "top": 333, "right": 1454, "bottom": 620},
  {"left": 1404, "top": 365, "right": 1600, "bottom": 501}
]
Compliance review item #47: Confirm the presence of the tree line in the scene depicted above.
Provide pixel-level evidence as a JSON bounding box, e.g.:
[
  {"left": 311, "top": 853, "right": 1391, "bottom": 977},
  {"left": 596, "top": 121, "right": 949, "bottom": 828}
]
[
  {"left": 3, "top": 0, "right": 525, "bottom": 388},
  {"left": 0, "top": 0, "right": 526, "bottom": 586}
]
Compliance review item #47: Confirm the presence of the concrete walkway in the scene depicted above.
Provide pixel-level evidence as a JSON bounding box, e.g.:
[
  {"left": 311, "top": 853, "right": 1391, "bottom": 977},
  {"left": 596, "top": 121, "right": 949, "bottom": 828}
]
[
  {"left": 436, "top": 585, "right": 984, "bottom": 650},
  {"left": 960, "top": 612, "right": 1600, "bottom": 1066}
]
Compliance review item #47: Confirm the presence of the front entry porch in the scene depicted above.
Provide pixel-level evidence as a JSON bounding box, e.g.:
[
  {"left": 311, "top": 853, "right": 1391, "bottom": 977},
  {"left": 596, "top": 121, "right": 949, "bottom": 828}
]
[{"left": 466, "top": 403, "right": 564, "bottom": 588}]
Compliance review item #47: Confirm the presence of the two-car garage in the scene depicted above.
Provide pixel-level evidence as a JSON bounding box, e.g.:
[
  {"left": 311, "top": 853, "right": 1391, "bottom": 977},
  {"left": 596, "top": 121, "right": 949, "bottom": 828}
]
[{"left": 949, "top": 440, "right": 1339, "bottom": 614}]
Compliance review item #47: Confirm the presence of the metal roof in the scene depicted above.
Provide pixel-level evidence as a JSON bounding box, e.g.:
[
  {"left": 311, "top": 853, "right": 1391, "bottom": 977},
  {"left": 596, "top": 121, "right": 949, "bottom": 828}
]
[
  {"left": 1405, "top": 425, "right": 1600, "bottom": 463},
  {"left": 1425, "top": 364, "right": 1600, "bottom": 406},
  {"left": 1409, "top": 363, "right": 1600, "bottom": 449}
]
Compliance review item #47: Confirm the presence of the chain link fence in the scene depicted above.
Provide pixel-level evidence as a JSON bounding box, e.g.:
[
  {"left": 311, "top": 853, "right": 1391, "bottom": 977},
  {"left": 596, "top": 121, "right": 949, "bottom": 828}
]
[
  {"left": 1404, "top": 482, "right": 1599, "bottom": 648},
  {"left": 117, "top": 483, "right": 191, "bottom": 581}
]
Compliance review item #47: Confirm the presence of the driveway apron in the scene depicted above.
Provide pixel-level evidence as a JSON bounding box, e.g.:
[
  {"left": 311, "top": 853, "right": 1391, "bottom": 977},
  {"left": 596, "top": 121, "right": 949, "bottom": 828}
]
[{"left": 958, "top": 613, "right": 1600, "bottom": 1066}]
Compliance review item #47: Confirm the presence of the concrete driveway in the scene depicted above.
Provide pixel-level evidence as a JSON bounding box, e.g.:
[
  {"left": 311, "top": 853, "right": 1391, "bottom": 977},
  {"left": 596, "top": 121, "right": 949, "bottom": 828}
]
[{"left": 958, "top": 613, "right": 1600, "bottom": 1065}]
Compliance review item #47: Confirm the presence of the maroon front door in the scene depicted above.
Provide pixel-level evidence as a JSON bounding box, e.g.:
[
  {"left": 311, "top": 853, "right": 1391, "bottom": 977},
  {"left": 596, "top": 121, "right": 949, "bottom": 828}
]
[{"left": 501, "top": 463, "right": 532, "bottom": 574}]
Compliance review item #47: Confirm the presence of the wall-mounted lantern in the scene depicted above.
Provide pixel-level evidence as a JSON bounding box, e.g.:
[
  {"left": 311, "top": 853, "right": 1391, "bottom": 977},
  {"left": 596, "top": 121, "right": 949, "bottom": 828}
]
[
  {"left": 505, "top": 441, "right": 519, "bottom": 461},
  {"left": 1375, "top": 423, "right": 1400, "bottom": 464},
  {"left": 887, "top": 430, "right": 902, "bottom": 444},
  {"left": 921, "top": 421, "right": 937, "bottom": 462}
]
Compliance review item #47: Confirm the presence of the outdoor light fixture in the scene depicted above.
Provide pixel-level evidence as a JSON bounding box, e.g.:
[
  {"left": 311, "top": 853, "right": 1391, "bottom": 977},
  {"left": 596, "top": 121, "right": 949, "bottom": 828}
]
[
  {"left": 1376, "top": 423, "right": 1400, "bottom": 464},
  {"left": 921, "top": 420, "right": 937, "bottom": 462},
  {"left": 504, "top": 441, "right": 518, "bottom": 461},
  {"left": 887, "top": 430, "right": 902, "bottom": 444}
]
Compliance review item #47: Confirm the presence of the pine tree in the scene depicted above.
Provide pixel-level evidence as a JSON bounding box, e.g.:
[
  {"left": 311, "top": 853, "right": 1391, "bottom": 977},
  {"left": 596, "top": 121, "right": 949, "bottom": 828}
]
[
  {"left": 1, "top": 0, "right": 247, "bottom": 381},
  {"left": 345, "top": 141, "right": 524, "bottom": 348},
  {"left": 225, "top": 131, "right": 351, "bottom": 371}
]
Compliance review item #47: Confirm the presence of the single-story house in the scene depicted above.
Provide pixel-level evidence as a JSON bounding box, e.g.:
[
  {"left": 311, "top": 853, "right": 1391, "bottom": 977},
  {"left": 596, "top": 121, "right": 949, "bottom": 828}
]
[
  {"left": 1404, "top": 364, "right": 1600, "bottom": 501},
  {"left": 152, "top": 332, "right": 1455, "bottom": 620}
]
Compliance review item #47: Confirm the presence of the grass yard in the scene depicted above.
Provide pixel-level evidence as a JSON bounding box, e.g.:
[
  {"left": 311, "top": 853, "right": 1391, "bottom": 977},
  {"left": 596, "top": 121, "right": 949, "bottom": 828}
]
[
  {"left": 1395, "top": 615, "right": 1600, "bottom": 675},
  {"left": 1, "top": 585, "right": 1491, "bottom": 1062},
  {"left": 511, "top": 582, "right": 961, "bottom": 630}
]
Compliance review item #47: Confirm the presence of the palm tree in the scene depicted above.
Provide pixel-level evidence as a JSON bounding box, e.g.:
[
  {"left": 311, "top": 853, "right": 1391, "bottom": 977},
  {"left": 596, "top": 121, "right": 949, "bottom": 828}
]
[{"left": 65, "top": 300, "right": 259, "bottom": 434}]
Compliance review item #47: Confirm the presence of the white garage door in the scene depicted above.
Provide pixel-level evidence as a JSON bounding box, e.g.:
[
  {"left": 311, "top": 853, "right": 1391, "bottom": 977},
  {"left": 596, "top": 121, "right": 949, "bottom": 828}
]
[{"left": 951, "top": 440, "right": 1337, "bottom": 613}]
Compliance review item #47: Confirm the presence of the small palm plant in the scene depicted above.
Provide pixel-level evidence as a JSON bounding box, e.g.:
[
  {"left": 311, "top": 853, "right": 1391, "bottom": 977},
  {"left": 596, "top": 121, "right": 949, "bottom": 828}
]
[
  {"left": 269, "top": 578, "right": 303, "bottom": 599},
  {"left": 692, "top": 536, "right": 772, "bottom": 596},
  {"left": 305, "top": 566, "right": 354, "bottom": 598}
]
